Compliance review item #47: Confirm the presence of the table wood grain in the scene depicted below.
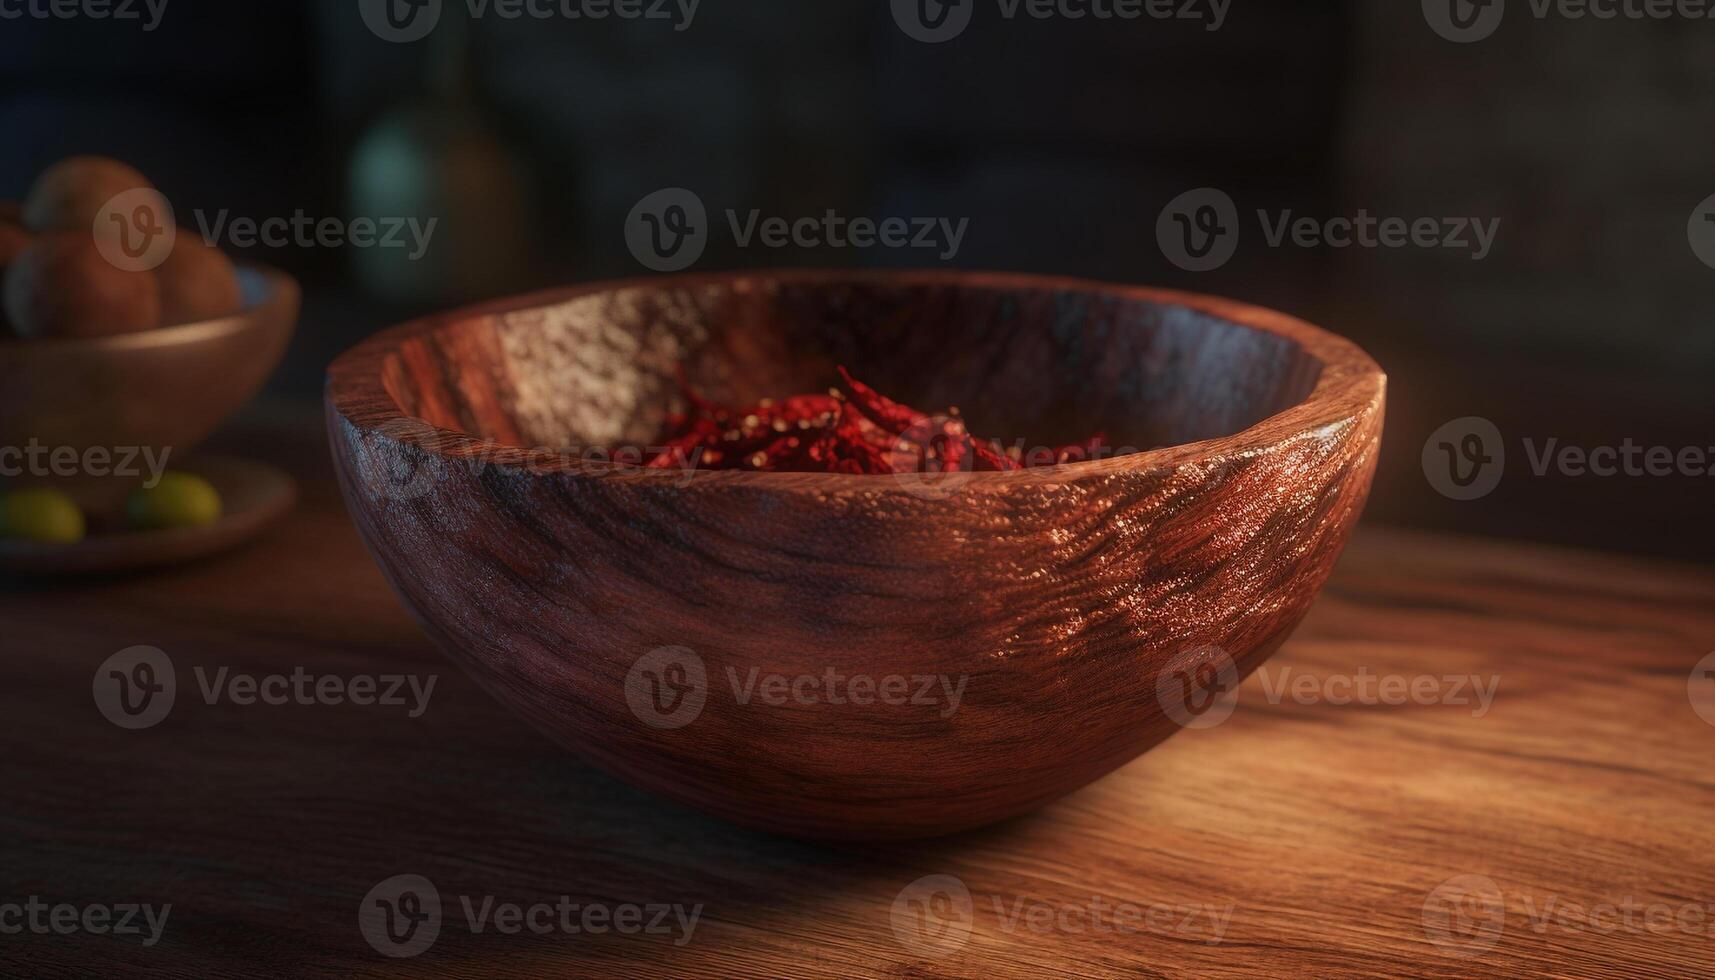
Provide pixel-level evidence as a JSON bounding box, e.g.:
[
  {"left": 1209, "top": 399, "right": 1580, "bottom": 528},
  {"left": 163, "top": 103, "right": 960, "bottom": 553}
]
[{"left": 2, "top": 416, "right": 1711, "bottom": 979}]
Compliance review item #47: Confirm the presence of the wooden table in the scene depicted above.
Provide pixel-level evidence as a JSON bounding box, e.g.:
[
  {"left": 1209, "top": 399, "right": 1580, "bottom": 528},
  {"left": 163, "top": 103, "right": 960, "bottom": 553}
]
[{"left": 4, "top": 415, "right": 1712, "bottom": 978}]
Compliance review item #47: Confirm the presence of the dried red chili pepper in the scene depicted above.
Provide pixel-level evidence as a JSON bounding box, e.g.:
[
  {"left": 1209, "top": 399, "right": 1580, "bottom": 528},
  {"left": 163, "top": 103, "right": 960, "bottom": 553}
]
[
  {"left": 837, "top": 367, "right": 924, "bottom": 436},
  {"left": 634, "top": 368, "right": 1114, "bottom": 475}
]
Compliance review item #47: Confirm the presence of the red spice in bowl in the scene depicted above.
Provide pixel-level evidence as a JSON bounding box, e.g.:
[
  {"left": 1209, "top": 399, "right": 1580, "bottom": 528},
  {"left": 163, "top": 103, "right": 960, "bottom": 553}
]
[{"left": 640, "top": 367, "right": 1112, "bottom": 475}]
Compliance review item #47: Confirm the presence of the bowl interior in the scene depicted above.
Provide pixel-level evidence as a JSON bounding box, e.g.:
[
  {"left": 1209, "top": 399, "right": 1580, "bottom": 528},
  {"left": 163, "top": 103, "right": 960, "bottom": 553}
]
[{"left": 379, "top": 276, "right": 1326, "bottom": 455}]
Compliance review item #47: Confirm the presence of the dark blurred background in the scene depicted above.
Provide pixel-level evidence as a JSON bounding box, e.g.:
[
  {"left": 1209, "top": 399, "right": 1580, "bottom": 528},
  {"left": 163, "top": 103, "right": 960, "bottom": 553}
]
[{"left": 3, "top": 0, "right": 1711, "bottom": 559}]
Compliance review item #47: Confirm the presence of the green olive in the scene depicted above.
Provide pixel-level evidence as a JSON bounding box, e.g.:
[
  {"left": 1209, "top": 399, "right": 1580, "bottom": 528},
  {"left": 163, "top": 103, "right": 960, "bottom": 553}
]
[
  {"left": 126, "top": 472, "right": 222, "bottom": 530},
  {"left": 0, "top": 488, "right": 86, "bottom": 543}
]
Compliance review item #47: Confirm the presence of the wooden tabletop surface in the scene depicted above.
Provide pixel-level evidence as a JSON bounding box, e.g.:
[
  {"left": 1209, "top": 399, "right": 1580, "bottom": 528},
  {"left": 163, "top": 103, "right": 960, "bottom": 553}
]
[{"left": 3, "top": 413, "right": 1712, "bottom": 979}]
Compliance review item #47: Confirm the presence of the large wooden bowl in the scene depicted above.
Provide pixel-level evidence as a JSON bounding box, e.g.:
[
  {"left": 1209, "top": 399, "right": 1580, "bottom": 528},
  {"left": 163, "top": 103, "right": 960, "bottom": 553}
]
[{"left": 326, "top": 270, "right": 1385, "bottom": 840}]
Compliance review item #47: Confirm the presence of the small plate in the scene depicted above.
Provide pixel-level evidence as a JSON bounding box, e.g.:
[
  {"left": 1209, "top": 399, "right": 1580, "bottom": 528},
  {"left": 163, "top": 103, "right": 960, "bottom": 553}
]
[{"left": 0, "top": 455, "right": 296, "bottom": 576}]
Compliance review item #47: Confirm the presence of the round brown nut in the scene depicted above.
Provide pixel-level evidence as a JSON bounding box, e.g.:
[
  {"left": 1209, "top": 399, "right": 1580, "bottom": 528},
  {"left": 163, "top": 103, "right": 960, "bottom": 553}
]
[
  {"left": 158, "top": 232, "right": 242, "bottom": 325},
  {"left": 2, "top": 232, "right": 162, "bottom": 339},
  {"left": 22, "top": 156, "right": 158, "bottom": 234}
]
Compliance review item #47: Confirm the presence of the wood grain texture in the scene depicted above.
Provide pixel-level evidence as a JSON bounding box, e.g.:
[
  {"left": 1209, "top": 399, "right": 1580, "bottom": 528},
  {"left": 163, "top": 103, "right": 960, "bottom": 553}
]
[
  {"left": 323, "top": 271, "right": 1387, "bottom": 839},
  {"left": 0, "top": 414, "right": 1710, "bottom": 978}
]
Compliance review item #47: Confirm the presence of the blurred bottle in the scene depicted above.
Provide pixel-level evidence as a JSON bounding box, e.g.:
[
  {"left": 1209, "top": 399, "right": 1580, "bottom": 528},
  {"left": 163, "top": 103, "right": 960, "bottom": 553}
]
[{"left": 347, "top": 9, "right": 535, "bottom": 305}]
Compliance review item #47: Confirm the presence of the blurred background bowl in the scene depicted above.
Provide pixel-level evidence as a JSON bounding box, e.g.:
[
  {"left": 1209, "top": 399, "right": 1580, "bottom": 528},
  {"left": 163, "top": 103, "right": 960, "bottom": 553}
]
[{"left": 0, "top": 264, "right": 298, "bottom": 489}]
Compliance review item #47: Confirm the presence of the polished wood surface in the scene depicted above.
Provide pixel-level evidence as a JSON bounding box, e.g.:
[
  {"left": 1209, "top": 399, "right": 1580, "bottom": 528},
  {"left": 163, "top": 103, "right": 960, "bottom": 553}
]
[
  {"left": 325, "top": 271, "right": 1386, "bottom": 838},
  {"left": 2, "top": 414, "right": 1710, "bottom": 977}
]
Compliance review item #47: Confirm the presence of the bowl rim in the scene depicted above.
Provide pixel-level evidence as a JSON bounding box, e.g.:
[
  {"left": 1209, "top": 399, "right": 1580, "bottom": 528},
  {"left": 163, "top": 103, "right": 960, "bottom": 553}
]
[
  {"left": 325, "top": 268, "right": 1387, "bottom": 490},
  {"left": 0, "top": 264, "right": 299, "bottom": 355}
]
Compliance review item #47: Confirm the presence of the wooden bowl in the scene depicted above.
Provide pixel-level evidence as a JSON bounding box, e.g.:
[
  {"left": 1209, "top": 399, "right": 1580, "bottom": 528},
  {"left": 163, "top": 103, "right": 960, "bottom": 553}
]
[
  {"left": 326, "top": 270, "right": 1386, "bottom": 840},
  {"left": 0, "top": 265, "right": 298, "bottom": 476}
]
